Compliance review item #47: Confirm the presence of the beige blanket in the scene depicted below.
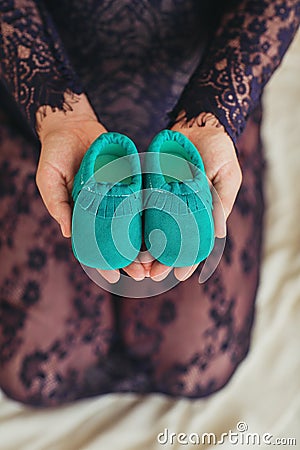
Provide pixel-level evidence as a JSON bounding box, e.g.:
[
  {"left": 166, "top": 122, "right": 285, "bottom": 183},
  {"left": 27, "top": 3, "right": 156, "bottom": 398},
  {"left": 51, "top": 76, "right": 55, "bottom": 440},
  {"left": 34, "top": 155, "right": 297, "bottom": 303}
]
[{"left": 1, "top": 30, "right": 300, "bottom": 450}]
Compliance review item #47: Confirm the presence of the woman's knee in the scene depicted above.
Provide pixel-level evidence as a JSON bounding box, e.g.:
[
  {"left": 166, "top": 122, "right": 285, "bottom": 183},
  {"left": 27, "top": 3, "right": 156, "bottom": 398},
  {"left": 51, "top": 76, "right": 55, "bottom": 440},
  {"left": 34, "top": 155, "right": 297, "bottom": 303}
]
[
  {"left": 0, "top": 345, "right": 119, "bottom": 407},
  {"left": 0, "top": 357, "right": 75, "bottom": 407},
  {"left": 153, "top": 339, "right": 252, "bottom": 399}
]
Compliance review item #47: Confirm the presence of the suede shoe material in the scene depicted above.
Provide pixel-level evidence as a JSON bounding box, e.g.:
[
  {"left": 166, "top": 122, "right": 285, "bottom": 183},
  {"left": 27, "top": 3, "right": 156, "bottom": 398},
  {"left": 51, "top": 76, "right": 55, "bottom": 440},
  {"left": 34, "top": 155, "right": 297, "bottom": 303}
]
[
  {"left": 144, "top": 129, "right": 214, "bottom": 267},
  {"left": 72, "top": 132, "right": 142, "bottom": 270}
]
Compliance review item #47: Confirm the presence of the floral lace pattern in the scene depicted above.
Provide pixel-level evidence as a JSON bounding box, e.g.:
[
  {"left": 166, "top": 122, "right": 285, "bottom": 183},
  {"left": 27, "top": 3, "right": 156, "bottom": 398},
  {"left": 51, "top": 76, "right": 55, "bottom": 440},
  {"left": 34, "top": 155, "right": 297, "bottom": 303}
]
[
  {"left": 0, "top": 0, "right": 297, "bottom": 406},
  {"left": 1, "top": 0, "right": 299, "bottom": 142},
  {"left": 0, "top": 104, "right": 264, "bottom": 406},
  {"left": 0, "top": 0, "right": 82, "bottom": 126},
  {"left": 169, "top": 0, "right": 300, "bottom": 143}
]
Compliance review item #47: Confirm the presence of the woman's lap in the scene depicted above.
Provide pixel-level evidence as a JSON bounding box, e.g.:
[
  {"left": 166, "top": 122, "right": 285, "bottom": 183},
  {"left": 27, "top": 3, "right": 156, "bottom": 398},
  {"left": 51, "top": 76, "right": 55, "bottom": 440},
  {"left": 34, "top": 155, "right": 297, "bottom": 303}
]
[
  {"left": 0, "top": 104, "right": 264, "bottom": 405},
  {"left": 0, "top": 121, "right": 117, "bottom": 405},
  {"left": 119, "top": 106, "right": 265, "bottom": 397}
]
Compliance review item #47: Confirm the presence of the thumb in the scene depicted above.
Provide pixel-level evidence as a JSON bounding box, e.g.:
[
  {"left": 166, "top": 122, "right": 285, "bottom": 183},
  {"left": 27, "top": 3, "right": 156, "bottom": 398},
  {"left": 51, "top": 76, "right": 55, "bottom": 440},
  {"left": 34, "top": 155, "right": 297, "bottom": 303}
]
[
  {"left": 212, "top": 160, "right": 242, "bottom": 238},
  {"left": 36, "top": 164, "right": 72, "bottom": 238}
]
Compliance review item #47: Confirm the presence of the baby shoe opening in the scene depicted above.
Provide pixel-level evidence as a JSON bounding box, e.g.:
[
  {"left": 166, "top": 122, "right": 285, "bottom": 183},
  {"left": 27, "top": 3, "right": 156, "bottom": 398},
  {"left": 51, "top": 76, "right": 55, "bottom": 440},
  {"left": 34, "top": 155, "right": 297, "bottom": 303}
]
[
  {"left": 159, "top": 141, "right": 194, "bottom": 184},
  {"left": 94, "top": 143, "right": 132, "bottom": 185}
]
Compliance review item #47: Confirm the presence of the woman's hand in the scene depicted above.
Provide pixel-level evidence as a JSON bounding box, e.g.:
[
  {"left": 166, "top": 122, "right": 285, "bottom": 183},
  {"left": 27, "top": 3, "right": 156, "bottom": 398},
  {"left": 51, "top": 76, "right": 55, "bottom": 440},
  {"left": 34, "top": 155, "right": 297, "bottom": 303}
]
[
  {"left": 150, "top": 112, "right": 242, "bottom": 282},
  {"left": 36, "top": 93, "right": 146, "bottom": 283}
]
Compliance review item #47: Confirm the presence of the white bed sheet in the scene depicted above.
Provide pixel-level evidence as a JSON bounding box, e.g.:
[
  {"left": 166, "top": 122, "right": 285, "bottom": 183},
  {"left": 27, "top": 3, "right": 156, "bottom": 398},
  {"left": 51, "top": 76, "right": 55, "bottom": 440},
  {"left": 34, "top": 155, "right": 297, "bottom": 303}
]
[{"left": 1, "top": 29, "right": 300, "bottom": 450}]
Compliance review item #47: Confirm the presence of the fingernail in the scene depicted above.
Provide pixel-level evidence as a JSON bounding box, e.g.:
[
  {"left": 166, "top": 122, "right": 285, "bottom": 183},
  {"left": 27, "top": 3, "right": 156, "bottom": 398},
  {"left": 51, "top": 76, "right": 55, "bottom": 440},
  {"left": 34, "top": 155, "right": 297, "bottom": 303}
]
[
  {"left": 61, "top": 224, "right": 66, "bottom": 237},
  {"left": 60, "top": 217, "right": 67, "bottom": 237},
  {"left": 175, "top": 273, "right": 185, "bottom": 281},
  {"left": 218, "top": 219, "right": 227, "bottom": 238},
  {"left": 110, "top": 273, "right": 121, "bottom": 283},
  {"left": 138, "top": 251, "right": 154, "bottom": 264},
  {"left": 152, "top": 267, "right": 172, "bottom": 282},
  {"left": 97, "top": 270, "right": 120, "bottom": 284},
  {"left": 175, "top": 269, "right": 192, "bottom": 281},
  {"left": 132, "top": 274, "right": 145, "bottom": 281}
]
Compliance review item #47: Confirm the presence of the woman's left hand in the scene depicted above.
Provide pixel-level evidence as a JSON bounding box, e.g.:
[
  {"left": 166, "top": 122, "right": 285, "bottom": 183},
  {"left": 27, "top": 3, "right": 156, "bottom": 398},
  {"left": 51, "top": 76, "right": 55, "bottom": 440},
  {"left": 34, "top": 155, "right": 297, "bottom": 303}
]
[{"left": 148, "top": 112, "right": 242, "bottom": 282}]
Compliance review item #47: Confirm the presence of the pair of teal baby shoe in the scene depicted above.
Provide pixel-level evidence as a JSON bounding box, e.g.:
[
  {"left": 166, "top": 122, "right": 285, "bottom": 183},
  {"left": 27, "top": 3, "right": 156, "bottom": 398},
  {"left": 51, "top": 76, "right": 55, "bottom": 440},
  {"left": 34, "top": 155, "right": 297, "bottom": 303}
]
[{"left": 71, "top": 130, "right": 215, "bottom": 271}]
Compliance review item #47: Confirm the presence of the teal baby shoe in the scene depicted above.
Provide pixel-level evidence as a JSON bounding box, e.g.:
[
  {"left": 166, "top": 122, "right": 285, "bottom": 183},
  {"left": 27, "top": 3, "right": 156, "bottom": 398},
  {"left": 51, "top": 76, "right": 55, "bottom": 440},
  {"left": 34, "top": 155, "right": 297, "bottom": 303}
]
[
  {"left": 72, "top": 132, "right": 142, "bottom": 270},
  {"left": 144, "top": 129, "right": 214, "bottom": 267}
]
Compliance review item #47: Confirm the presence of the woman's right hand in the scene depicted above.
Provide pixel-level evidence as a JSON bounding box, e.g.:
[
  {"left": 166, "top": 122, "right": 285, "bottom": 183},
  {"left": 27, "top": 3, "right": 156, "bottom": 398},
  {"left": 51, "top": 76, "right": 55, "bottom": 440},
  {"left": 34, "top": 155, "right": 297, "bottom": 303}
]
[{"left": 35, "top": 93, "right": 146, "bottom": 283}]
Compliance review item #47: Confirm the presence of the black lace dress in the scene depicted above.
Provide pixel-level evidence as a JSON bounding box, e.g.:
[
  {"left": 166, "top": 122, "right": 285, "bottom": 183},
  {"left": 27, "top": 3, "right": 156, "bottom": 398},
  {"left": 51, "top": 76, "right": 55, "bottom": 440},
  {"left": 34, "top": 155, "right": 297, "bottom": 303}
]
[{"left": 0, "top": 0, "right": 299, "bottom": 406}]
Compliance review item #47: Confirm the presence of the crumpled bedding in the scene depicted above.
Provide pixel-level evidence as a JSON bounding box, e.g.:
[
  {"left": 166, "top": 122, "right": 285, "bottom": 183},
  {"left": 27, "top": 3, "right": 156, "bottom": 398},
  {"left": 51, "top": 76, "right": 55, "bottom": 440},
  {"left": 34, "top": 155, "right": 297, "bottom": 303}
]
[{"left": 1, "top": 30, "right": 300, "bottom": 450}]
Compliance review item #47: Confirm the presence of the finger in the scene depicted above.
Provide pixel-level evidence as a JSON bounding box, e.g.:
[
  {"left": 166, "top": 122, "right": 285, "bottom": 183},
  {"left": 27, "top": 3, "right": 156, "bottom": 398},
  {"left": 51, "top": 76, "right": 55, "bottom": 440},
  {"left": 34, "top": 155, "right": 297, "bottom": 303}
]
[
  {"left": 36, "top": 165, "right": 72, "bottom": 237},
  {"left": 212, "top": 161, "right": 242, "bottom": 238},
  {"left": 97, "top": 269, "right": 120, "bottom": 284},
  {"left": 150, "top": 261, "right": 173, "bottom": 282},
  {"left": 123, "top": 261, "right": 146, "bottom": 281},
  {"left": 174, "top": 264, "right": 198, "bottom": 281},
  {"left": 212, "top": 187, "right": 227, "bottom": 239},
  {"left": 137, "top": 250, "right": 155, "bottom": 277}
]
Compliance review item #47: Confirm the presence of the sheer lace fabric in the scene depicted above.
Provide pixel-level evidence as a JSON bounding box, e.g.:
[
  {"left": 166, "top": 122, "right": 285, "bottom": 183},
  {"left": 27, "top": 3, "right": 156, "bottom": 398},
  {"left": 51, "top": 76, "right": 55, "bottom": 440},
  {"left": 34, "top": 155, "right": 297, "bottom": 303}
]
[
  {"left": 0, "top": 0, "right": 82, "bottom": 126},
  {"left": 0, "top": 0, "right": 298, "bottom": 406},
  {"left": 1, "top": 1, "right": 299, "bottom": 142},
  {"left": 0, "top": 106, "right": 264, "bottom": 405}
]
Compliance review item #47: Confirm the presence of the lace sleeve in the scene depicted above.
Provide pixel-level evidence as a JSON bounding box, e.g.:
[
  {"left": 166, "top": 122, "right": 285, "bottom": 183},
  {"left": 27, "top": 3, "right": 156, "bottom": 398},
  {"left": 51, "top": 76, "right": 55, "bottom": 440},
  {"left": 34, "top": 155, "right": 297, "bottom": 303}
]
[
  {"left": 0, "top": 0, "right": 83, "bottom": 130},
  {"left": 169, "top": 0, "right": 300, "bottom": 144}
]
